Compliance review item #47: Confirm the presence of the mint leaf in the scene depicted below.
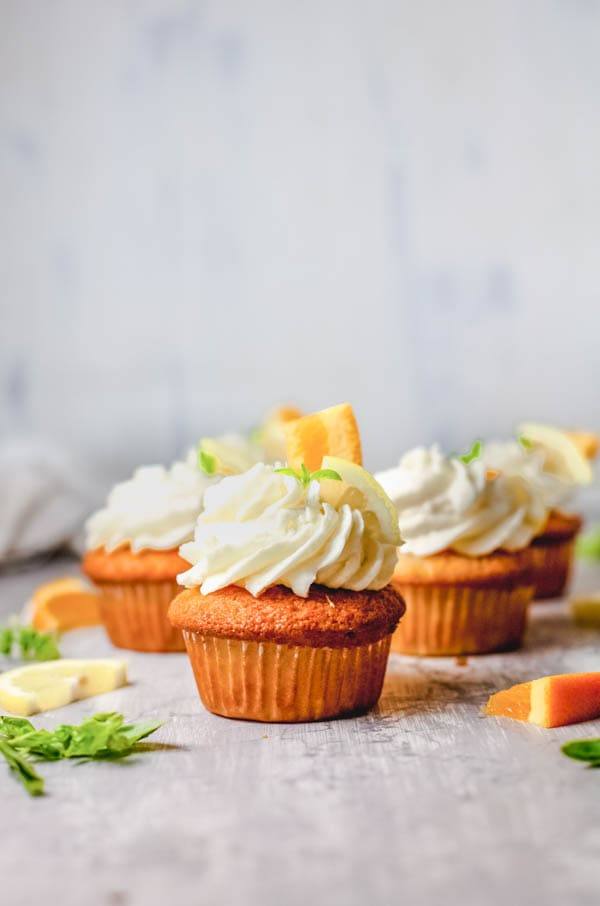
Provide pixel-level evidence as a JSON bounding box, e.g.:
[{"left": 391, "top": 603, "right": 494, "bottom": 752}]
[
  {"left": 275, "top": 464, "right": 342, "bottom": 488},
  {"left": 198, "top": 449, "right": 217, "bottom": 475},
  {"left": 459, "top": 439, "right": 483, "bottom": 464},
  {"left": 310, "top": 469, "right": 342, "bottom": 483},
  {"left": 519, "top": 435, "right": 533, "bottom": 449}
]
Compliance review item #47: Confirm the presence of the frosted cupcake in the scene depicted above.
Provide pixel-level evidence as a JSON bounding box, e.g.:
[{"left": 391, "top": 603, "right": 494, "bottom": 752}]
[
  {"left": 169, "top": 458, "right": 405, "bottom": 722},
  {"left": 83, "top": 451, "right": 214, "bottom": 652},
  {"left": 483, "top": 425, "right": 597, "bottom": 599},
  {"left": 376, "top": 446, "right": 547, "bottom": 656}
]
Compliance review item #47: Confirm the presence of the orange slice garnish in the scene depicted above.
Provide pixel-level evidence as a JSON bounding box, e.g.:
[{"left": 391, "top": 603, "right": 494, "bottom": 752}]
[
  {"left": 284, "top": 402, "right": 362, "bottom": 472},
  {"left": 29, "top": 577, "right": 101, "bottom": 633}
]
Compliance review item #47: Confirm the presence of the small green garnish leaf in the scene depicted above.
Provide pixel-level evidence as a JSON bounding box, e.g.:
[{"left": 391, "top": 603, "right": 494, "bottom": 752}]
[
  {"left": 562, "top": 738, "right": 600, "bottom": 766},
  {"left": 0, "top": 623, "right": 60, "bottom": 662},
  {"left": 0, "top": 738, "right": 45, "bottom": 796},
  {"left": 274, "top": 464, "right": 342, "bottom": 488},
  {"left": 576, "top": 526, "right": 600, "bottom": 561},
  {"left": 198, "top": 449, "right": 217, "bottom": 475},
  {"left": 0, "top": 712, "right": 165, "bottom": 796},
  {"left": 459, "top": 439, "right": 483, "bottom": 464},
  {"left": 519, "top": 435, "right": 533, "bottom": 449}
]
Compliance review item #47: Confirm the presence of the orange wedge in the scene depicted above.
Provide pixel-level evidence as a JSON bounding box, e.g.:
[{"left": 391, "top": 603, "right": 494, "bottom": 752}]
[
  {"left": 485, "top": 673, "right": 600, "bottom": 728},
  {"left": 566, "top": 431, "right": 599, "bottom": 461},
  {"left": 284, "top": 403, "right": 363, "bottom": 472},
  {"left": 29, "top": 577, "right": 101, "bottom": 634}
]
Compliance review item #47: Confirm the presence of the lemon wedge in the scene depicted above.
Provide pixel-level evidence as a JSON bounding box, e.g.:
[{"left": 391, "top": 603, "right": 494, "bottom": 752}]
[
  {"left": 320, "top": 455, "right": 401, "bottom": 545},
  {"left": 199, "top": 437, "right": 261, "bottom": 476},
  {"left": 518, "top": 422, "right": 594, "bottom": 484},
  {"left": 0, "top": 659, "right": 128, "bottom": 716},
  {"left": 570, "top": 594, "right": 600, "bottom": 627}
]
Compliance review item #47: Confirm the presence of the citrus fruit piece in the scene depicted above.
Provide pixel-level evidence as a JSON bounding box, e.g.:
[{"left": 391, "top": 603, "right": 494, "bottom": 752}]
[
  {"left": 484, "top": 673, "right": 600, "bottom": 728},
  {"left": 517, "top": 422, "right": 593, "bottom": 484},
  {"left": 257, "top": 405, "right": 304, "bottom": 462},
  {"left": 320, "top": 455, "right": 401, "bottom": 545},
  {"left": 0, "top": 659, "right": 128, "bottom": 716},
  {"left": 565, "top": 431, "right": 599, "bottom": 461},
  {"left": 199, "top": 436, "right": 261, "bottom": 476},
  {"left": 570, "top": 594, "right": 600, "bottom": 627},
  {"left": 284, "top": 403, "right": 362, "bottom": 472},
  {"left": 28, "top": 577, "right": 101, "bottom": 633}
]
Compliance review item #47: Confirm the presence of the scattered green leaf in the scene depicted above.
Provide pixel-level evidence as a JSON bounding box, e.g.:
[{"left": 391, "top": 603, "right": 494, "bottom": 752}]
[
  {"left": 519, "top": 434, "right": 533, "bottom": 449},
  {"left": 0, "top": 623, "right": 60, "bottom": 662},
  {"left": 459, "top": 439, "right": 483, "bottom": 464},
  {"left": 0, "top": 712, "right": 164, "bottom": 796},
  {"left": 274, "top": 464, "right": 342, "bottom": 488},
  {"left": 562, "top": 738, "right": 600, "bottom": 767}
]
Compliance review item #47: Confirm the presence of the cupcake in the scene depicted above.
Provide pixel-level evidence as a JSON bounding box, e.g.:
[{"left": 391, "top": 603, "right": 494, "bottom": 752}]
[
  {"left": 483, "top": 424, "right": 597, "bottom": 599},
  {"left": 83, "top": 451, "right": 214, "bottom": 652},
  {"left": 376, "top": 446, "right": 547, "bottom": 656},
  {"left": 169, "top": 454, "right": 405, "bottom": 722}
]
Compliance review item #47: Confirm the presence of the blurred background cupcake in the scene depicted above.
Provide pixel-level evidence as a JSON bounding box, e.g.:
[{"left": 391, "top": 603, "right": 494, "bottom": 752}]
[
  {"left": 376, "top": 445, "right": 547, "bottom": 656},
  {"left": 482, "top": 424, "right": 598, "bottom": 599},
  {"left": 83, "top": 450, "right": 215, "bottom": 652}
]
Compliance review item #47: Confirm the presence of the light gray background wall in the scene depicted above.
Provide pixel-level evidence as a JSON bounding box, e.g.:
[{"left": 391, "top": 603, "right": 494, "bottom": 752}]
[{"left": 1, "top": 0, "right": 599, "bottom": 481}]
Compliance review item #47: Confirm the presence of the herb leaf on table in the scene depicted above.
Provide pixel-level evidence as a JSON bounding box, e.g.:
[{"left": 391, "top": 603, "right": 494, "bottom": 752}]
[
  {"left": 562, "top": 738, "right": 600, "bottom": 766},
  {"left": 0, "top": 712, "right": 164, "bottom": 795}
]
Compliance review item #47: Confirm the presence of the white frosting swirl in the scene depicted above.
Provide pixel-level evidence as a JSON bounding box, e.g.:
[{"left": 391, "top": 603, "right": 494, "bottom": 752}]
[
  {"left": 375, "top": 446, "right": 548, "bottom": 557},
  {"left": 177, "top": 464, "right": 398, "bottom": 596},
  {"left": 481, "top": 441, "right": 572, "bottom": 510},
  {"left": 86, "top": 451, "right": 215, "bottom": 553}
]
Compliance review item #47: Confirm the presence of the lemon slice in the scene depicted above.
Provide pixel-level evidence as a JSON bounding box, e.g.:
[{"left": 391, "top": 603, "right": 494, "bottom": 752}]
[
  {"left": 0, "top": 659, "right": 128, "bottom": 716},
  {"left": 26, "top": 576, "right": 101, "bottom": 633},
  {"left": 570, "top": 594, "right": 600, "bottom": 627},
  {"left": 199, "top": 437, "right": 260, "bottom": 476},
  {"left": 320, "top": 455, "right": 401, "bottom": 545},
  {"left": 518, "top": 422, "right": 593, "bottom": 484}
]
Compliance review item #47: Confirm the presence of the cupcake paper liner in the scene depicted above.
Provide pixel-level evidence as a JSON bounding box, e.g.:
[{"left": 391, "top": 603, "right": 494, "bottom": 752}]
[
  {"left": 182, "top": 633, "right": 393, "bottom": 722},
  {"left": 390, "top": 582, "right": 533, "bottom": 656},
  {"left": 96, "top": 580, "right": 185, "bottom": 652},
  {"left": 529, "top": 538, "right": 575, "bottom": 600}
]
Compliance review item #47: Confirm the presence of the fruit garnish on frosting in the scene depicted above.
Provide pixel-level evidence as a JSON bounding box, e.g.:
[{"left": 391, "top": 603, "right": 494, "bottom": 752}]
[
  {"left": 179, "top": 403, "right": 400, "bottom": 597},
  {"left": 177, "top": 460, "right": 400, "bottom": 597},
  {"left": 284, "top": 402, "right": 362, "bottom": 472},
  {"left": 516, "top": 422, "right": 596, "bottom": 484},
  {"left": 198, "top": 436, "right": 263, "bottom": 477},
  {"left": 375, "top": 445, "right": 548, "bottom": 557}
]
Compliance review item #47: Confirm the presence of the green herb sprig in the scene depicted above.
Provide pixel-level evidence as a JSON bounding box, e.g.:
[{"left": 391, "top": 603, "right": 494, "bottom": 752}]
[
  {"left": 0, "top": 623, "right": 60, "bottom": 662},
  {"left": 458, "top": 439, "right": 483, "bottom": 465},
  {"left": 198, "top": 449, "right": 217, "bottom": 475},
  {"left": 562, "top": 738, "right": 600, "bottom": 767},
  {"left": 0, "top": 712, "right": 164, "bottom": 796},
  {"left": 519, "top": 434, "right": 533, "bottom": 449},
  {"left": 274, "top": 463, "right": 342, "bottom": 488}
]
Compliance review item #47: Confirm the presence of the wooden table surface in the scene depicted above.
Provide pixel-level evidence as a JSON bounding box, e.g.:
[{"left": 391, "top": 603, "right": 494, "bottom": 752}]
[{"left": 2, "top": 555, "right": 600, "bottom": 906}]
